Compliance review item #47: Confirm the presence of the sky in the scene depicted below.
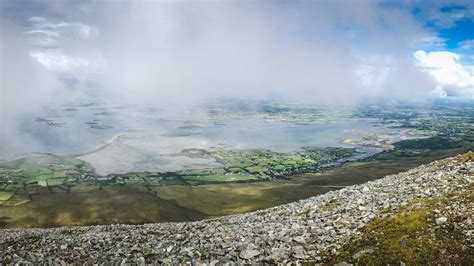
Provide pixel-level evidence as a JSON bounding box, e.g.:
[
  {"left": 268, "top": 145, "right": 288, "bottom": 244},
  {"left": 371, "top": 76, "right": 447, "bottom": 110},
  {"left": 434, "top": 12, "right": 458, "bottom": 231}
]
[
  {"left": 0, "top": 1, "right": 473, "bottom": 116},
  {"left": 0, "top": 0, "right": 473, "bottom": 158}
]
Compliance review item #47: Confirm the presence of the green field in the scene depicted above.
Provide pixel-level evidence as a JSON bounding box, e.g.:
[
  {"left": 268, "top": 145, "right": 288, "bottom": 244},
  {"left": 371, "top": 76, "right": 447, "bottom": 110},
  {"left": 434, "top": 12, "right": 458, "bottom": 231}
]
[
  {"left": 0, "top": 102, "right": 472, "bottom": 228},
  {"left": 0, "top": 191, "right": 14, "bottom": 201}
]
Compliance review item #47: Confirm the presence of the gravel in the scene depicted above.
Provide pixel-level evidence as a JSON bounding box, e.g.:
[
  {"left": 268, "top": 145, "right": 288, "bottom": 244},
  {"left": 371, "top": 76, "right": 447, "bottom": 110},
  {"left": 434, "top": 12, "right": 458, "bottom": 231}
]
[{"left": 1, "top": 152, "right": 472, "bottom": 264}]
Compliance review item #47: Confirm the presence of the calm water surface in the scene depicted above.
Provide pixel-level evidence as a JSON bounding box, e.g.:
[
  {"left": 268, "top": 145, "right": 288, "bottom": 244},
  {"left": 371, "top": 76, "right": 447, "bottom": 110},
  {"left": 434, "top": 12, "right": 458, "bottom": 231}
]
[{"left": 2, "top": 104, "right": 392, "bottom": 159}]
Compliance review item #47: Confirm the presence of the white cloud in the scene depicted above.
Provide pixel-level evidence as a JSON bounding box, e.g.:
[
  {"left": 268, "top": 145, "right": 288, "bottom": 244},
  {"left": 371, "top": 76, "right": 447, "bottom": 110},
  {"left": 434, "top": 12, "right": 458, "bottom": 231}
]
[
  {"left": 22, "top": 15, "right": 102, "bottom": 79},
  {"left": 4, "top": 1, "right": 469, "bottom": 108},
  {"left": 354, "top": 52, "right": 436, "bottom": 101},
  {"left": 414, "top": 50, "right": 474, "bottom": 97},
  {"left": 26, "top": 16, "right": 98, "bottom": 48},
  {"left": 24, "top": 29, "right": 59, "bottom": 37},
  {"left": 431, "top": 85, "right": 448, "bottom": 98},
  {"left": 355, "top": 55, "right": 393, "bottom": 91},
  {"left": 28, "top": 16, "right": 47, "bottom": 23},
  {"left": 29, "top": 50, "right": 89, "bottom": 74},
  {"left": 458, "top": 39, "right": 474, "bottom": 50},
  {"left": 0, "top": 19, "right": 62, "bottom": 156},
  {"left": 79, "top": 25, "right": 91, "bottom": 39}
]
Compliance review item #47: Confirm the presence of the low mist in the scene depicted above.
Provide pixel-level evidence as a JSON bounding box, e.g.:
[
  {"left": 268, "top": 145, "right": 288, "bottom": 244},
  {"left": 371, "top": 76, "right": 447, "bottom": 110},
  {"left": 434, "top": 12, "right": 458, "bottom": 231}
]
[{"left": 0, "top": 0, "right": 464, "bottom": 157}]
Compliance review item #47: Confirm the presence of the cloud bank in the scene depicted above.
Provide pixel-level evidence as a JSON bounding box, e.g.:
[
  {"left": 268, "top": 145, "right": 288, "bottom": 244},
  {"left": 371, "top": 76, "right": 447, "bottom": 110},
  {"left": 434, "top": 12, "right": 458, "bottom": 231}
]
[
  {"left": 1, "top": 0, "right": 473, "bottom": 158},
  {"left": 0, "top": 18, "right": 61, "bottom": 154},
  {"left": 2, "top": 1, "right": 453, "bottom": 107},
  {"left": 1, "top": 0, "right": 473, "bottom": 116},
  {"left": 92, "top": 1, "right": 443, "bottom": 105},
  {"left": 414, "top": 50, "right": 474, "bottom": 97}
]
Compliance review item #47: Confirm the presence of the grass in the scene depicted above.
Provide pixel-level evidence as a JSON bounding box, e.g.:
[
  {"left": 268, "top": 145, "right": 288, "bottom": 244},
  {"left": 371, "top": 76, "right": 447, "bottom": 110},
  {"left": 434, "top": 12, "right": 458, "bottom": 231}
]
[
  {"left": 0, "top": 191, "right": 14, "bottom": 201},
  {"left": 212, "top": 147, "right": 354, "bottom": 176},
  {"left": 246, "top": 166, "right": 269, "bottom": 176},
  {"left": 3, "top": 194, "right": 30, "bottom": 206},
  {"left": 0, "top": 144, "right": 470, "bottom": 228},
  {"left": 154, "top": 182, "right": 285, "bottom": 216},
  {"left": 331, "top": 185, "right": 474, "bottom": 264},
  {"left": 183, "top": 168, "right": 226, "bottom": 176},
  {"left": 53, "top": 170, "right": 68, "bottom": 178},
  {"left": 182, "top": 174, "right": 258, "bottom": 183},
  {"left": 457, "top": 151, "right": 474, "bottom": 162},
  {"left": 46, "top": 178, "right": 66, "bottom": 186},
  {"left": 407, "top": 129, "right": 438, "bottom": 136},
  {"left": 0, "top": 185, "right": 206, "bottom": 229}
]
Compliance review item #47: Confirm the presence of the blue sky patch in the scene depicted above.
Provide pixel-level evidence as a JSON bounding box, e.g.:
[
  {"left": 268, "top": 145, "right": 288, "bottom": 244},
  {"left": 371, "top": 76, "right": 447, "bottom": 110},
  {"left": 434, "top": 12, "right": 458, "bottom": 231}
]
[{"left": 439, "top": 19, "right": 474, "bottom": 49}]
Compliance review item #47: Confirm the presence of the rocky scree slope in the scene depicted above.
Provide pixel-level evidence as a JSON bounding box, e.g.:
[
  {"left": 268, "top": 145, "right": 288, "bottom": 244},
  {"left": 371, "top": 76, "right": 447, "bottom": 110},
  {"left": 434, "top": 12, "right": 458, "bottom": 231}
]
[{"left": 1, "top": 152, "right": 472, "bottom": 264}]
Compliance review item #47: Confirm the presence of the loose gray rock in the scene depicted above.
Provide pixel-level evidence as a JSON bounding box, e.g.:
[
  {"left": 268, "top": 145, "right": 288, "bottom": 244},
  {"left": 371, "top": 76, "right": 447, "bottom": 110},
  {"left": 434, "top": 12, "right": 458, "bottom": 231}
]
[
  {"left": 0, "top": 153, "right": 472, "bottom": 264},
  {"left": 436, "top": 217, "right": 448, "bottom": 225},
  {"left": 293, "top": 236, "right": 306, "bottom": 244},
  {"left": 292, "top": 246, "right": 306, "bottom": 259},
  {"left": 239, "top": 249, "right": 260, "bottom": 260}
]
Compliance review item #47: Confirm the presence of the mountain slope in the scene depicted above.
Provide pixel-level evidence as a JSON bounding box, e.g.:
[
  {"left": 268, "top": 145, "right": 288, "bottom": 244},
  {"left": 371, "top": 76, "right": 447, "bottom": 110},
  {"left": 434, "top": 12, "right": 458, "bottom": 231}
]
[{"left": 1, "top": 152, "right": 472, "bottom": 264}]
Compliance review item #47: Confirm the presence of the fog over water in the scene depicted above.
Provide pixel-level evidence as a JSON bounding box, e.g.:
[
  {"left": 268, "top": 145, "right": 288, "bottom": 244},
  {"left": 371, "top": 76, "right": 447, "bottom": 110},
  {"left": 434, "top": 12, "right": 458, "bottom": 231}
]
[
  {"left": 0, "top": 101, "right": 386, "bottom": 159},
  {"left": 1, "top": 1, "right": 473, "bottom": 158}
]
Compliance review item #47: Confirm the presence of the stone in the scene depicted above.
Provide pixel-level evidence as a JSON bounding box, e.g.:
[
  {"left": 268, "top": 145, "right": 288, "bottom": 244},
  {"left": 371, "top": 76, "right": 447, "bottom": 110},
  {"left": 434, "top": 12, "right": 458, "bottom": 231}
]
[
  {"left": 270, "top": 247, "right": 289, "bottom": 260},
  {"left": 293, "top": 236, "right": 306, "bottom": 244},
  {"left": 334, "top": 262, "right": 354, "bottom": 266},
  {"left": 436, "top": 217, "right": 448, "bottom": 225},
  {"left": 239, "top": 249, "right": 261, "bottom": 260},
  {"left": 0, "top": 153, "right": 471, "bottom": 264},
  {"left": 292, "top": 246, "right": 306, "bottom": 259},
  {"left": 291, "top": 223, "right": 301, "bottom": 230}
]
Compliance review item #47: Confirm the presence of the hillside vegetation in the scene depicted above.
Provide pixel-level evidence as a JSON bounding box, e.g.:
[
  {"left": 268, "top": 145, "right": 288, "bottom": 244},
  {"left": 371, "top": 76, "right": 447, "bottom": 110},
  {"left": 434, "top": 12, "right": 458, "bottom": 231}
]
[{"left": 1, "top": 152, "right": 472, "bottom": 264}]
